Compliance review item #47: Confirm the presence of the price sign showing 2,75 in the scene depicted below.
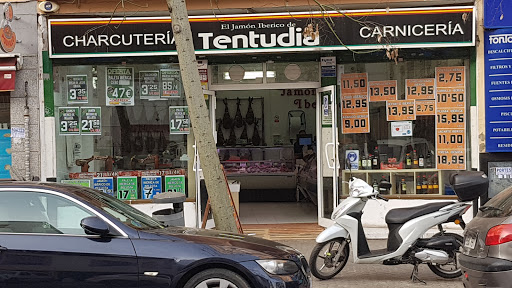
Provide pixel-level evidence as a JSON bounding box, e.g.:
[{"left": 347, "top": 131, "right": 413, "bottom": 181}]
[{"left": 435, "top": 66, "right": 465, "bottom": 88}]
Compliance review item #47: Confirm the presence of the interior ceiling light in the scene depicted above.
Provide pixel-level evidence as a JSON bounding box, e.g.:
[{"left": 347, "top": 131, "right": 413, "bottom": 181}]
[
  {"left": 284, "top": 63, "right": 301, "bottom": 81},
  {"left": 228, "top": 65, "right": 245, "bottom": 82}
]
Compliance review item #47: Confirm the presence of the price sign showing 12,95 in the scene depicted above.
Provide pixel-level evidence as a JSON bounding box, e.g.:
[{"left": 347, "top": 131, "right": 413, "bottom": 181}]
[
  {"left": 369, "top": 80, "right": 397, "bottom": 102},
  {"left": 342, "top": 113, "right": 369, "bottom": 134},
  {"left": 406, "top": 78, "right": 435, "bottom": 100},
  {"left": 341, "top": 73, "right": 368, "bottom": 95},
  {"left": 342, "top": 94, "right": 368, "bottom": 114},
  {"left": 435, "top": 66, "right": 465, "bottom": 88},
  {"left": 386, "top": 100, "right": 416, "bottom": 121}
]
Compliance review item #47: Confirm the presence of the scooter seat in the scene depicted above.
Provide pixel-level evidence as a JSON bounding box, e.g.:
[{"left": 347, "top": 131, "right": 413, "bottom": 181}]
[{"left": 385, "top": 202, "right": 455, "bottom": 224}]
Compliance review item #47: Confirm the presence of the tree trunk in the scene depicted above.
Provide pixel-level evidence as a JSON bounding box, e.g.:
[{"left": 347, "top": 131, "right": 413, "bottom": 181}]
[{"left": 165, "top": 0, "right": 239, "bottom": 233}]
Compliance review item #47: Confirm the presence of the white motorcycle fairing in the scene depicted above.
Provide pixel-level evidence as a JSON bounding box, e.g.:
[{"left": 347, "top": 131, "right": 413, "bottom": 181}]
[{"left": 315, "top": 224, "right": 349, "bottom": 243}]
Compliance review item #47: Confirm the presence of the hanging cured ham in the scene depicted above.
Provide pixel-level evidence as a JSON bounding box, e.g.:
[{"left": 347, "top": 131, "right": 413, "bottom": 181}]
[
  {"left": 234, "top": 98, "right": 244, "bottom": 128},
  {"left": 240, "top": 122, "right": 248, "bottom": 144},
  {"left": 222, "top": 99, "right": 232, "bottom": 129},
  {"left": 217, "top": 120, "right": 224, "bottom": 146},
  {"left": 252, "top": 120, "right": 261, "bottom": 146},
  {"left": 245, "top": 97, "right": 255, "bottom": 125},
  {"left": 227, "top": 125, "right": 237, "bottom": 146}
]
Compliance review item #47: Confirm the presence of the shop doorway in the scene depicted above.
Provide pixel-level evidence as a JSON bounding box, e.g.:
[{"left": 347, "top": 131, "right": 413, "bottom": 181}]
[{"left": 212, "top": 88, "right": 318, "bottom": 225}]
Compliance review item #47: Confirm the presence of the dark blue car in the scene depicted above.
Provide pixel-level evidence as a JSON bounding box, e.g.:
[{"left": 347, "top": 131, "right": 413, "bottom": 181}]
[{"left": 0, "top": 182, "right": 311, "bottom": 288}]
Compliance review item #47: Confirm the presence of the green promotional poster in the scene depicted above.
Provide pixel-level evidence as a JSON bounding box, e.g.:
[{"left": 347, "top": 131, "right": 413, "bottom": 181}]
[
  {"left": 58, "top": 107, "right": 80, "bottom": 135},
  {"left": 61, "top": 179, "right": 91, "bottom": 187},
  {"left": 165, "top": 175, "right": 185, "bottom": 194},
  {"left": 161, "top": 69, "right": 181, "bottom": 98},
  {"left": 106, "top": 67, "right": 134, "bottom": 106},
  {"left": 67, "top": 75, "right": 88, "bottom": 103},
  {"left": 139, "top": 71, "right": 160, "bottom": 100},
  {"left": 169, "top": 106, "right": 190, "bottom": 134},
  {"left": 117, "top": 176, "right": 138, "bottom": 200},
  {"left": 80, "top": 107, "right": 101, "bottom": 135}
]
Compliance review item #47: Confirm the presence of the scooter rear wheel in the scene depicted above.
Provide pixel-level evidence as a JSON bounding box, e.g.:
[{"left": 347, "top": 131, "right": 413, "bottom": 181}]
[
  {"left": 427, "top": 232, "right": 463, "bottom": 279},
  {"left": 309, "top": 238, "right": 349, "bottom": 280}
]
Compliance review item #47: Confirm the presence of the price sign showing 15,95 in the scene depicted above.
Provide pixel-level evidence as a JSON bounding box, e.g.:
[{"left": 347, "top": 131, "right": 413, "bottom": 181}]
[
  {"left": 386, "top": 100, "right": 416, "bottom": 121},
  {"left": 369, "top": 80, "right": 397, "bottom": 102},
  {"left": 435, "top": 66, "right": 465, "bottom": 88},
  {"left": 436, "top": 108, "right": 465, "bottom": 129},
  {"left": 341, "top": 73, "right": 368, "bottom": 95},
  {"left": 406, "top": 78, "right": 435, "bottom": 100}
]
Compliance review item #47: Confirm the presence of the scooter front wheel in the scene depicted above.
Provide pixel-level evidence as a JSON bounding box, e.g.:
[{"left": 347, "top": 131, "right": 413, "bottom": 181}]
[{"left": 309, "top": 238, "right": 350, "bottom": 280}]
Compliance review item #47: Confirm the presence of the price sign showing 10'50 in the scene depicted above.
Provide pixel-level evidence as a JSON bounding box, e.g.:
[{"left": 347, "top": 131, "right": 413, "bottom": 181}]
[
  {"left": 406, "top": 78, "right": 435, "bottom": 100},
  {"left": 436, "top": 87, "right": 465, "bottom": 108},
  {"left": 386, "top": 100, "right": 416, "bottom": 121}
]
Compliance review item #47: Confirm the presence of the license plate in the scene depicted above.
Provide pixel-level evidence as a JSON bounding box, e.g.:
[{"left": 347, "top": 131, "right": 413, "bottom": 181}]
[{"left": 464, "top": 233, "right": 477, "bottom": 249}]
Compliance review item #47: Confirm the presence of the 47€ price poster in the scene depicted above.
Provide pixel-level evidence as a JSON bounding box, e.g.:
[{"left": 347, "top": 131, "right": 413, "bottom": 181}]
[
  {"left": 435, "top": 66, "right": 466, "bottom": 170},
  {"left": 67, "top": 75, "right": 88, "bottom": 103},
  {"left": 59, "top": 107, "right": 80, "bottom": 135},
  {"left": 106, "top": 67, "right": 134, "bottom": 106},
  {"left": 169, "top": 106, "right": 190, "bottom": 134}
]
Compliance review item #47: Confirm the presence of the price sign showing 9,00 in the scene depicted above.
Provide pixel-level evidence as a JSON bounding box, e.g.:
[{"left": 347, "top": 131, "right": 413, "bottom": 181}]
[
  {"left": 386, "top": 100, "right": 416, "bottom": 121},
  {"left": 342, "top": 114, "right": 369, "bottom": 134}
]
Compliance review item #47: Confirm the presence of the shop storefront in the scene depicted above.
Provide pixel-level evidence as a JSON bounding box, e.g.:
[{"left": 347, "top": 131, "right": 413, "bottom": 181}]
[{"left": 44, "top": 5, "right": 476, "bottom": 227}]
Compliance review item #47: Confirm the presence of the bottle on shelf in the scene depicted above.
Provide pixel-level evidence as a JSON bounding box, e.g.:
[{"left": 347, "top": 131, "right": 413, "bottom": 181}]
[
  {"left": 412, "top": 150, "right": 419, "bottom": 169},
  {"left": 421, "top": 174, "right": 428, "bottom": 193},
  {"left": 366, "top": 154, "right": 373, "bottom": 170},
  {"left": 426, "top": 151, "right": 433, "bottom": 168},
  {"left": 372, "top": 178, "right": 379, "bottom": 193},
  {"left": 419, "top": 153, "right": 425, "bottom": 169},
  {"left": 400, "top": 178, "right": 407, "bottom": 194},
  {"left": 372, "top": 147, "right": 380, "bottom": 170},
  {"left": 416, "top": 175, "right": 423, "bottom": 194},
  {"left": 361, "top": 155, "right": 367, "bottom": 170},
  {"left": 406, "top": 153, "right": 412, "bottom": 169},
  {"left": 432, "top": 173, "right": 439, "bottom": 194},
  {"left": 427, "top": 174, "right": 434, "bottom": 193}
]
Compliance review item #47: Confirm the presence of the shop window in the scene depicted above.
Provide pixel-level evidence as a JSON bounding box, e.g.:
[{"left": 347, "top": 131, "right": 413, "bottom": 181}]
[
  {"left": 339, "top": 58, "right": 470, "bottom": 196},
  {"left": 53, "top": 64, "right": 189, "bottom": 200}
]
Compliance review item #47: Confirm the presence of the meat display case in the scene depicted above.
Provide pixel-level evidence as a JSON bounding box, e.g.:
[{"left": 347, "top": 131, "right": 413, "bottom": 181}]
[{"left": 218, "top": 146, "right": 296, "bottom": 189}]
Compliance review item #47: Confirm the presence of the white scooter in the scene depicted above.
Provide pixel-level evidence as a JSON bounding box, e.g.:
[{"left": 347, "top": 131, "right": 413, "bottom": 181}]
[{"left": 310, "top": 171, "right": 488, "bottom": 282}]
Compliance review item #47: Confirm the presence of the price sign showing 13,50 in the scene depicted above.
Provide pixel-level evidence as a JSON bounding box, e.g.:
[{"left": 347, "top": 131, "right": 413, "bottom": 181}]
[
  {"left": 386, "top": 100, "right": 416, "bottom": 121},
  {"left": 369, "top": 80, "right": 397, "bottom": 102}
]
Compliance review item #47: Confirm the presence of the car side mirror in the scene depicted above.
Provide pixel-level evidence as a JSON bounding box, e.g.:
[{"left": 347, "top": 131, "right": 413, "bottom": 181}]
[{"left": 80, "top": 216, "right": 110, "bottom": 237}]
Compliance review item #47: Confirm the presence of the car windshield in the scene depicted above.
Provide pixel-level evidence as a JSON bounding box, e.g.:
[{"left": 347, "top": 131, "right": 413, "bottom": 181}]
[
  {"left": 478, "top": 185, "right": 512, "bottom": 218},
  {"left": 51, "top": 184, "right": 166, "bottom": 230}
]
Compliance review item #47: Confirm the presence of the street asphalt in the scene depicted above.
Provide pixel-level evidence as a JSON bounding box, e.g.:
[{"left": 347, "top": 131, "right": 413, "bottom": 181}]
[{"left": 279, "top": 239, "right": 464, "bottom": 288}]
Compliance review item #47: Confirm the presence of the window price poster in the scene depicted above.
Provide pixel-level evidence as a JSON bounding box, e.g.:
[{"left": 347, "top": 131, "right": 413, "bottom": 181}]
[
  {"left": 61, "top": 179, "right": 90, "bottom": 187},
  {"left": 386, "top": 100, "right": 416, "bottom": 121},
  {"left": 340, "top": 73, "right": 370, "bottom": 134},
  {"left": 435, "top": 66, "right": 466, "bottom": 170},
  {"left": 165, "top": 175, "right": 186, "bottom": 194},
  {"left": 58, "top": 107, "right": 80, "bottom": 135},
  {"left": 67, "top": 75, "right": 88, "bottom": 103},
  {"left": 161, "top": 69, "right": 181, "bottom": 98},
  {"left": 139, "top": 71, "right": 160, "bottom": 100},
  {"left": 141, "top": 176, "right": 162, "bottom": 199},
  {"left": 169, "top": 106, "right": 190, "bottom": 134},
  {"left": 406, "top": 78, "right": 435, "bottom": 100},
  {"left": 80, "top": 107, "right": 101, "bottom": 135},
  {"left": 369, "top": 80, "right": 397, "bottom": 102},
  {"left": 92, "top": 177, "right": 114, "bottom": 197},
  {"left": 117, "top": 176, "right": 138, "bottom": 200},
  {"left": 106, "top": 67, "right": 134, "bottom": 106}
]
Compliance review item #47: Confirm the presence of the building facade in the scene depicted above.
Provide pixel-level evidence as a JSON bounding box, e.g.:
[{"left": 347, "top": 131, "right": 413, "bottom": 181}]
[{"left": 38, "top": 0, "right": 480, "bottom": 227}]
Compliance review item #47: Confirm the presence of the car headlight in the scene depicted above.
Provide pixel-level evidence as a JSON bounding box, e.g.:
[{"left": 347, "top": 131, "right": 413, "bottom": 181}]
[{"left": 255, "top": 259, "right": 299, "bottom": 275}]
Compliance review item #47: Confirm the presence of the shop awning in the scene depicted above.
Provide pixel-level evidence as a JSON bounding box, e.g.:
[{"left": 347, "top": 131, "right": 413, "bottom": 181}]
[{"left": 0, "top": 58, "right": 16, "bottom": 91}]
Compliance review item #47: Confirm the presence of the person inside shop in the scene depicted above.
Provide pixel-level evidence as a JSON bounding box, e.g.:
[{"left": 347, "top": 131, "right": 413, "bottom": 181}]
[{"left": 294, "top": 130, "right": 313, "bottom": 159}]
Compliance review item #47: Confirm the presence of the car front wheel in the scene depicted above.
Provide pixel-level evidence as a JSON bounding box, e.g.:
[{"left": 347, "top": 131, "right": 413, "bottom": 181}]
[{"left": 184, "top": 268, "right": 251, "bottom": 288}]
